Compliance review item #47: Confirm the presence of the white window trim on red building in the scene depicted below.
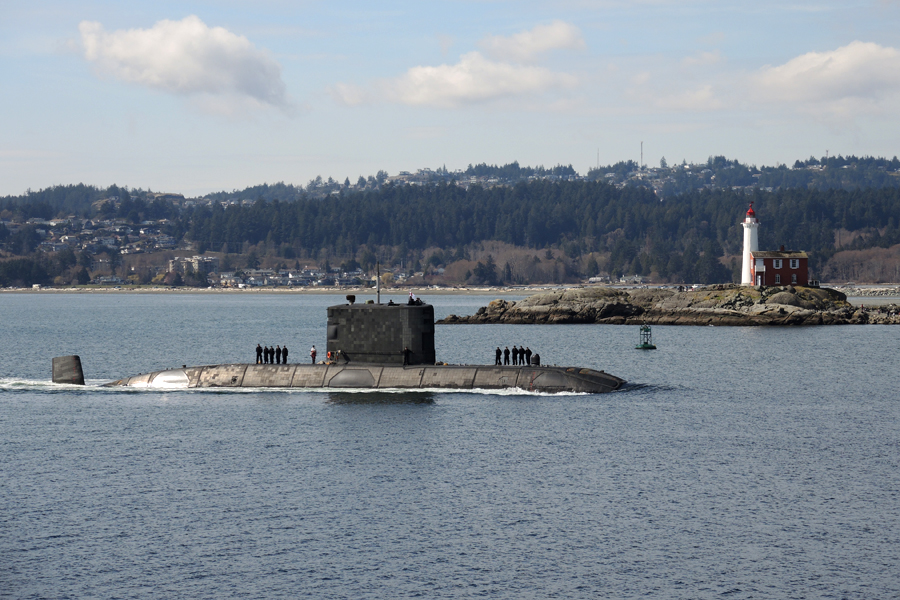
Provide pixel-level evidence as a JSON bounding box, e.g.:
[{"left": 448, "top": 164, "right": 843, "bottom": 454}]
[{"left": 750, "top": 250, "right": 809, "bottom": 287}]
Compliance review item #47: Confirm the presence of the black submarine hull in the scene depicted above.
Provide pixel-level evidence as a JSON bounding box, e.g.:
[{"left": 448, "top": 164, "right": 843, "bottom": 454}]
[
  {"left": 101, "top": 363, "right": 625, "bottom": 394},
  {"left": 52, "top": 301, "right": 626, "bottom": 393}
]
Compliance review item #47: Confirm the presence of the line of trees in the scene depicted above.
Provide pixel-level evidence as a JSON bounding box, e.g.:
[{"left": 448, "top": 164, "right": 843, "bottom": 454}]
[{"left": 464, "top": 161, "right": 577, "bottom": 179}]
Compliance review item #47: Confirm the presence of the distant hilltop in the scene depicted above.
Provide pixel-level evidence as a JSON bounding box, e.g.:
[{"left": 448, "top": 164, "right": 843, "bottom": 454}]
[
  {"left": 207, "top": 154, "right": 900, "bottom": 201},
  {"left": 6, "top": 154, "right": 898, "bottom": 206}
]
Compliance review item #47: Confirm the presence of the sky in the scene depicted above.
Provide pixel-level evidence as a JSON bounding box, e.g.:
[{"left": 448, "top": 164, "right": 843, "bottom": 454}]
[{"left": 2, "top": 0, "right": 900, "bottom": 197}]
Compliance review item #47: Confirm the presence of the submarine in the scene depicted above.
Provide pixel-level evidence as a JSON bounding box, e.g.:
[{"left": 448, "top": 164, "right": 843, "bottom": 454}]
[{"left": 52, "top": 297, "right": 625, "bottom": 394}]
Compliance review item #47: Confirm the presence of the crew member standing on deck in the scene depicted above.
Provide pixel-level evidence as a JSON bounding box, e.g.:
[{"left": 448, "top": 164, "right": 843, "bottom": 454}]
[
  {"left": 495, "top": 347, "right": 502, "bottom": 365},
  {"left": 310, "top": 345, "right": 317, "bottom": 364},
  {"left": 524, "top": 347, "right": 532, "bottom": 366},
  {"left": 504, "top": 346, "right": 510, "bottom": 365},
  {"left": 256, "top": 344, "right": 263, "bottom": 364},
  {"left": 512, "top": 346, "right": 519, "bottom": 366},
  {"left": 282, "top": 345, "right": 288, "bottom": 364},
  {"left": 275, "top": 345, "right": 282, "bottom": 365}
]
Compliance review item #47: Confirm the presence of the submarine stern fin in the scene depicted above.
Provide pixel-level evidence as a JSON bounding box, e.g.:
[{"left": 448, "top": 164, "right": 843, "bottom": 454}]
[{"left": 52, "top": 355, "right": 85, "bottom": 385}]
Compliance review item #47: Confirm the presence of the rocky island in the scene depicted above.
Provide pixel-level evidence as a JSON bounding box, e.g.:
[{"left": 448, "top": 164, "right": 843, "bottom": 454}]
[{"left": 438, "top": 285, "right": 900, "bottom": 326}]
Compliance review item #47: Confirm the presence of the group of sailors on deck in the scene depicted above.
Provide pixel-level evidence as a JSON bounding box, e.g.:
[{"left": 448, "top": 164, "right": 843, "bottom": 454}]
[
  {"left": 495, "top": 346, "right": 540, "bottom": 367},
  {"left": 256, "top": 344, "right": 289, "bottom": 364}
]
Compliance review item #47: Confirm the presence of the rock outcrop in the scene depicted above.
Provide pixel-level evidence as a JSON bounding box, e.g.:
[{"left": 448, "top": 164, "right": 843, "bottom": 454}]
[{"left": 438, "top": 285, "right": 900, "bottom": 326}]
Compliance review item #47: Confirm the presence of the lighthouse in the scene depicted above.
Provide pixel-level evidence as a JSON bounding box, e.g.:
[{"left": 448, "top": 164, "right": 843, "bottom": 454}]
[{"left": 741, "top": 203, "right": 759, "bottom": 285}]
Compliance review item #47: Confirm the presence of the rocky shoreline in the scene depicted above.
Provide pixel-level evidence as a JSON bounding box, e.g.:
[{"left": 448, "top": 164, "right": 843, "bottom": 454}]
[
  {"left": 438, "top": 285, "right": 900, "bottom": 326},
  {"left": 831, "top": 285, "right": 900, "bottom": 298}
]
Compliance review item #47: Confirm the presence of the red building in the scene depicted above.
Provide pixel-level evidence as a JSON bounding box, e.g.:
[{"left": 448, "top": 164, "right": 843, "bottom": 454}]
[{"left": 750, "top": 248, "right": 809, "bottom": 287}]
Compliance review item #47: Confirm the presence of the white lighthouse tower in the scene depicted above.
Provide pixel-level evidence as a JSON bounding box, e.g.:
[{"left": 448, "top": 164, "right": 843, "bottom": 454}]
[{"left": 741, "top": 203, "right": 759, "bottom": 285}]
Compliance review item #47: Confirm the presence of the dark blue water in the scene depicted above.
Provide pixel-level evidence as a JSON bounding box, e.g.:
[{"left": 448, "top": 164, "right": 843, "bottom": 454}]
[{"left": 2, "top": 293, "right": 899, "bottom": 599}]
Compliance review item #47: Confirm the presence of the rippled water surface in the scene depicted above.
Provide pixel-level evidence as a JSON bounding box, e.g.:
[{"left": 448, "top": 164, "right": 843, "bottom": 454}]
[{"left": 2, "top": 292, "right": 899, "bottom": 599}]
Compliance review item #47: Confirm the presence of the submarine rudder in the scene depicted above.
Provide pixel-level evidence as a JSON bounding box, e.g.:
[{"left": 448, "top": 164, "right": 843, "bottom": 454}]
[{"left": 52, "top": 355, "right": 85, "bottom": 385}]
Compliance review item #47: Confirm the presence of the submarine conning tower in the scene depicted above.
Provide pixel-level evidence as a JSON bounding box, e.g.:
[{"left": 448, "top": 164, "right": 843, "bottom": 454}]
[{"left": 326, "top": 301, "right": 436, "bottom": 365}]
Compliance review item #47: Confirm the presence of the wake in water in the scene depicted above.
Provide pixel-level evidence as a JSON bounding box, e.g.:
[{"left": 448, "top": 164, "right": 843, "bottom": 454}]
[
  {"left": 615, "top": 382, "right": 681, "bottom": 394},
  {"left": 0, "top": 377, "right": 601, "bottom": 397},
  {"left": 0, "top": 378, "right": 136, "bottom": 394}
]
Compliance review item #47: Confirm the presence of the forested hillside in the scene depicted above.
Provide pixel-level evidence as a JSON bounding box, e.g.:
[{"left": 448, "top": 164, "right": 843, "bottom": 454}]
[
  {"left": 2, "top": 160, "right": 900, "bottom": 287},
  {"left": 173, "top": 181, "right": 900, "bottom": 283}
]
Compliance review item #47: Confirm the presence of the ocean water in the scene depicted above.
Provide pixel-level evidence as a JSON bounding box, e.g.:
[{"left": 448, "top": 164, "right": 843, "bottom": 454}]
[{"left": 2, "top": 292, "right": 899, "bottom": 599}]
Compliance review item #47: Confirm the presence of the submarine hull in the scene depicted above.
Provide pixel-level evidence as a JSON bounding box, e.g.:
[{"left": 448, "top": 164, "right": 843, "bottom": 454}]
[{"left": 103, "top": 363, "right": 625, "bottom": 394}]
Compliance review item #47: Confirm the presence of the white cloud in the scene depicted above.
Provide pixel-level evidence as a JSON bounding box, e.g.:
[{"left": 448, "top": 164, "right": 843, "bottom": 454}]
[
  {"left": 384, "top": 51, "right": 577, "bottom": 108},
  {"left": 755, "top": 41, "right": 900, "bottom": 110},
  {"left": 331, "top": 21, "right": 583, "bottom": 109},
  {"left": 480, "top": 20, "right": 585, "bottom": 63},
  {"left": 79, "top": 16, "right": 290, "bottom": 113}
]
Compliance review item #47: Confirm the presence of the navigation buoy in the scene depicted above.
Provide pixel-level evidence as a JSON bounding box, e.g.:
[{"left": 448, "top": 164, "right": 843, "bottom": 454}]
[{"left": 635, "top": 324, "right": 657, "bottom": 350}]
